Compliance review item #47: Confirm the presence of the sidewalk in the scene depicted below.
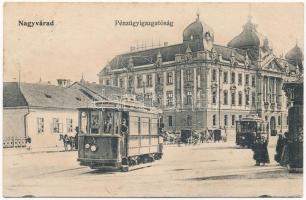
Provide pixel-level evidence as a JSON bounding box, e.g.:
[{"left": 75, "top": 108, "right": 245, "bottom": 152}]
[{"left": 3, "top": 146, "right": 76, "bottom": 156}]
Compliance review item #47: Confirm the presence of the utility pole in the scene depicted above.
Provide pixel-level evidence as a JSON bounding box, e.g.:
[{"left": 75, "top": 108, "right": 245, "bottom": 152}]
[{"left": 218, "top": 67, "right": 222, "bottom": 129}]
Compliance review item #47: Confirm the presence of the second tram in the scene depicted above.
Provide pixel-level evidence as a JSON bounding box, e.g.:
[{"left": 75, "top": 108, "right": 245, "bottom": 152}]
[{"left": 236, "top": 114, "right": 269, "bottom": 148}]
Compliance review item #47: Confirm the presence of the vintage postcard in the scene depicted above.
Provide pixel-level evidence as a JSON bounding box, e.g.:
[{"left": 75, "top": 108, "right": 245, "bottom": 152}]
[{"left": 3, "top": 2, "right": 304, "bottom": 197}]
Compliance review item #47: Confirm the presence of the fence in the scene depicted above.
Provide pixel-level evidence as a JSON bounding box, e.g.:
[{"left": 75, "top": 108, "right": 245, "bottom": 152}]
[{"left": 3, "top": 137, "right": 27, "bottom": 148}]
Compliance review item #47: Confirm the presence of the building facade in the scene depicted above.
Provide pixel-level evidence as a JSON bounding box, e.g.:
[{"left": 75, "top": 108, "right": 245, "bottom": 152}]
[
  {"left": 3, "top": 82, "right": 94, "bottom": 148},
  {"left": 98, "top": 15, "right": 303, "bottom": 136}
]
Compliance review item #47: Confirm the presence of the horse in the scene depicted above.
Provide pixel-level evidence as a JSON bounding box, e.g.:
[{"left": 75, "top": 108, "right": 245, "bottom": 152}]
[{"left": 59, "top": 134, "right": 75, "bottom": 151}]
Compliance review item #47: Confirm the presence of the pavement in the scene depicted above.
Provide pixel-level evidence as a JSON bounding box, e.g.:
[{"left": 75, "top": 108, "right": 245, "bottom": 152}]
[{"left": 3, "top": 137, "right": 303, "bottom": 197}]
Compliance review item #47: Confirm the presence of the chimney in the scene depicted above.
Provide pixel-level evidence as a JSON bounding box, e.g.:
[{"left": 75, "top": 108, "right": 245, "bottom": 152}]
[{"left": 57, "top": 79, "right": 71, "bottom": 88}]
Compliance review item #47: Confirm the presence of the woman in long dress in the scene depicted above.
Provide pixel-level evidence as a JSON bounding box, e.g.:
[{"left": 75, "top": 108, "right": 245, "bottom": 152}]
[{"left": 252, "top": 135, "right": 270, "bottom": 166}]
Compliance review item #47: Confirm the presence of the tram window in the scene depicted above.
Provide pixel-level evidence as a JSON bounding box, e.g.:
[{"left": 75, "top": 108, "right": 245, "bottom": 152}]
[
  {"left": 130, "top": 116, "right": 139, "bottom": 135},
  {"left": 103, "top": 112, "right": 113, "bottom": 134},
  {"left": 142, "top": 118, "right": 149, "bottom": 135},
  {"left": 236, "top": 122, "right": 241, "bottom": 132},
  {"left": 151, "top": 118, "right": 158, "bottom": 135},
  {"left": 80, "top": 112, "right": 88, "bottom": 133},
  {"left": 91, "top": 111, "right": 100, "bottom": 134}
]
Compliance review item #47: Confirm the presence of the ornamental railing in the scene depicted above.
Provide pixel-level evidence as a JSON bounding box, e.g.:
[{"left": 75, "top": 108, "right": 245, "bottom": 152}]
[{"left": 3, "top": 137, "right": 26, "bottom": 148}]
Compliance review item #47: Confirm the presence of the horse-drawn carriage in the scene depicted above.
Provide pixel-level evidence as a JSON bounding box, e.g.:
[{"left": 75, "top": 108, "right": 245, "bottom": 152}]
[
  {"left": 236, "top": 114, "right": 268, "bottom": 148},
  {"left": 77, "top": 100, "right": 163, "bottom": 172}
]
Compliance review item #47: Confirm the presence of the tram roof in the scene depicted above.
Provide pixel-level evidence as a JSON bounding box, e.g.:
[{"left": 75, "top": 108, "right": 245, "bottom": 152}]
[
  {"left": 237, "top": 114, "right": 265, "bottom": 122},
  {"left": 78, "top": 100, "right": 161, "bottom": 114}
]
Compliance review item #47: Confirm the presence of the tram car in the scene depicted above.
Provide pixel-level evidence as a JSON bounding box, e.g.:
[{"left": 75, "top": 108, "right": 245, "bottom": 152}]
[
  {"left": 236, "top": 114, "right": 268, "bottom": 148},
  {"left": 77, "top": 100, "right": 163, "bottom": 172},
  {"left": 281, "top": 81, "right": 303, "bottom": 172}
]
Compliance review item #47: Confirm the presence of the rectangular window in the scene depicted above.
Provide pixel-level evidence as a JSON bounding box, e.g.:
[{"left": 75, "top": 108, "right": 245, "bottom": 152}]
[
  {"left": 231, "top": 92, "right": 235, "bottom": 105},
  {"left": 231, "top": 72, "right": 235, "bottom": 84},
  {"left": 168, "top": 116, "right": 173, "bottom": 127},
  {"left": 52, "top": 118, "right": 62, "bottom": 133},
  {"left": 144, "top": 93, "right": 153, "bottom": 106},
  {"left": 186, "top": 91, "right": 192, "bottom": 105},
  {"left": 224, "top": 91, "right": 228, "bottom": 105},
  {"left": 238, "top": 73, "right": 242, "bottom": 85},
  {"left": 278, "top": 116, "right": 281, "bottom": 126},
  {"left": 119, "top": 78, "right": 124, "bottom": 88},
  {"left": 238, "top": 92, "right": 242, "bottom": 106},
  {"left": 37, "top": 117, "right": 44, "bottom": 134},
  {"left": 245, "top": 74, "right": 249, "bottom": 86},
  {"left": 232, "top": 115, "right": 235, "bottom": 126},
  {"left": 252, "top": 75, "right": 256, "bottom": 87},
  {"left": 245, "top": 93, "right": 249, "bottom": 105},
  {"left": 113, "top": 78, "right": 118, "bottom": 86},
  {"left": 213, "top": 115, "right": 216, "bottom": 126},
  {"left": 224, "top": 115, "right": 228, "bottom": 126},
  {"left": 212, "top": 69, "right": 216, "bottom": 82},
  {"left": 239, "top": 115, "right": 242, "bottom": 120},
  {"left": 66, "top": 119, "right": 73, "bottom": 133},
  {"left": 252, "top": 92, "right": 256, "bottom": 105},
  {"left": 212, "top": 91, "right": 217, "bottom": 104},
  {"left": 137, "top": 76, "right": 142, "bottom": 88},
  {"left": 166, "top": 91, "right": 173, "bottom": 106},
  {"left": 167, "top": 72, "right": 173, "bottom": 85},
  {"left": 186, "top": 70, "right": 192, "bottom": 81},
  {"left": 223, "top": 72, "right": 228, "bottom": 83},
  {"left": 187, "top": 116, "right": 192, "bottom": 126},
  {"left": 197, "top": 75, "right": 201, "bottom": 88},
  {"left": 146, "top": 74, "right": 153, "bottom": 87},
  {"left": 156, "top": 73, "right": 162, "bottom": 85}
]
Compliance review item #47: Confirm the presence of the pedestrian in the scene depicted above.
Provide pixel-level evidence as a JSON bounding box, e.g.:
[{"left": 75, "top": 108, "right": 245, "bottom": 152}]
[
  {"left": 275, "top": 134, "right": 285, "bottom": 164},
  {"left": 280, "top": 132, "right": 289, "bottom": 167},
  {"left": 25, "top": 137, "right": 32, "bottom": 151},
  {"left": 74, "top": 127, "right": 79, "bottom": 150},
  {"left": 252, "top": 134, "right": 270, "bottom": 166}
]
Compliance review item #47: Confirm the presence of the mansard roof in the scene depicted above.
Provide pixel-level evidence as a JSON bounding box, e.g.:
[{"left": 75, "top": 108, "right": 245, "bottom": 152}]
[{"left": 105, "top": 42, "right": 248, "bottom": 71}]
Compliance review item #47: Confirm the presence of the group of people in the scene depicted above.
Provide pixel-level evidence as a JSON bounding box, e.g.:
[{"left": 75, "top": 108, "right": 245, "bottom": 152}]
[
  {"left": 161, "top": 128, "right": 227, "bottom": 146},
  {"left": 60, "top": 127, "right": 79, "bottom": 151},
  {"left": 251, "top": 132, "right": 289, "bottom": 167}
]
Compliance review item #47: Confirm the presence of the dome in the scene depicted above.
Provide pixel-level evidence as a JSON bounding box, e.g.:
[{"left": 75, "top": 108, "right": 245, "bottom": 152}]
[
  {"left": 183, "top": 14, "right": 214, "bottom": 42},
  {"left": 227, "top": 18, "right": 261, "bottom": 49},
  {"left": 285, "top": 44, "right": 304, "bottom": 66},
  {"left": 183, "top": 19, "right": 203, "bottom": 41}
]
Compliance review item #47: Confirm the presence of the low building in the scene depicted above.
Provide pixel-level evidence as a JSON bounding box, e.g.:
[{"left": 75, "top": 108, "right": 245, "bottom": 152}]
[{"left": 3, "top": 82, "right": 92, "bottom": 149}]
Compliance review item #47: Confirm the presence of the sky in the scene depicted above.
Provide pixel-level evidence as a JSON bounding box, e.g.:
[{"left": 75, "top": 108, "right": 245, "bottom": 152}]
[{"left": 3, "top": 2, "right": 304, "bottom": 84}]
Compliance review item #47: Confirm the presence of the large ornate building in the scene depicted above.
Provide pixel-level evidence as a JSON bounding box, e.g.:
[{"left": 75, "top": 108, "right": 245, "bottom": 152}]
[{"left": 98, "top": 14, "right": 303, "bottom": 136}]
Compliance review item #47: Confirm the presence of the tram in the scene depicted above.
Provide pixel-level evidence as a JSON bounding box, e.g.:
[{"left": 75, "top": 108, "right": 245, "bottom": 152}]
[
  {"left": 77, "top": 99, "right": 163, "bottom": 172},
  {"left": 282, "top": 81, "right": 303, "bottom": 172},
  {"left": 236, "top": 114, "right": 269, "bottom": 148}
]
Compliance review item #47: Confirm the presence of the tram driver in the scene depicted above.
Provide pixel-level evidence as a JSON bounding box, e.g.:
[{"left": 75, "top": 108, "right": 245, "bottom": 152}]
[{"left": 104, "top": 113, "right": 113, "bottom": 133}]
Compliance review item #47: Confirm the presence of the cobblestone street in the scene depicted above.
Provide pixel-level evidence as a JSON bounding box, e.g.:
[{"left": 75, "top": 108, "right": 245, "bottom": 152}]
[{"left": 3, "top": 138, "right": 302, "bottom": 197}]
